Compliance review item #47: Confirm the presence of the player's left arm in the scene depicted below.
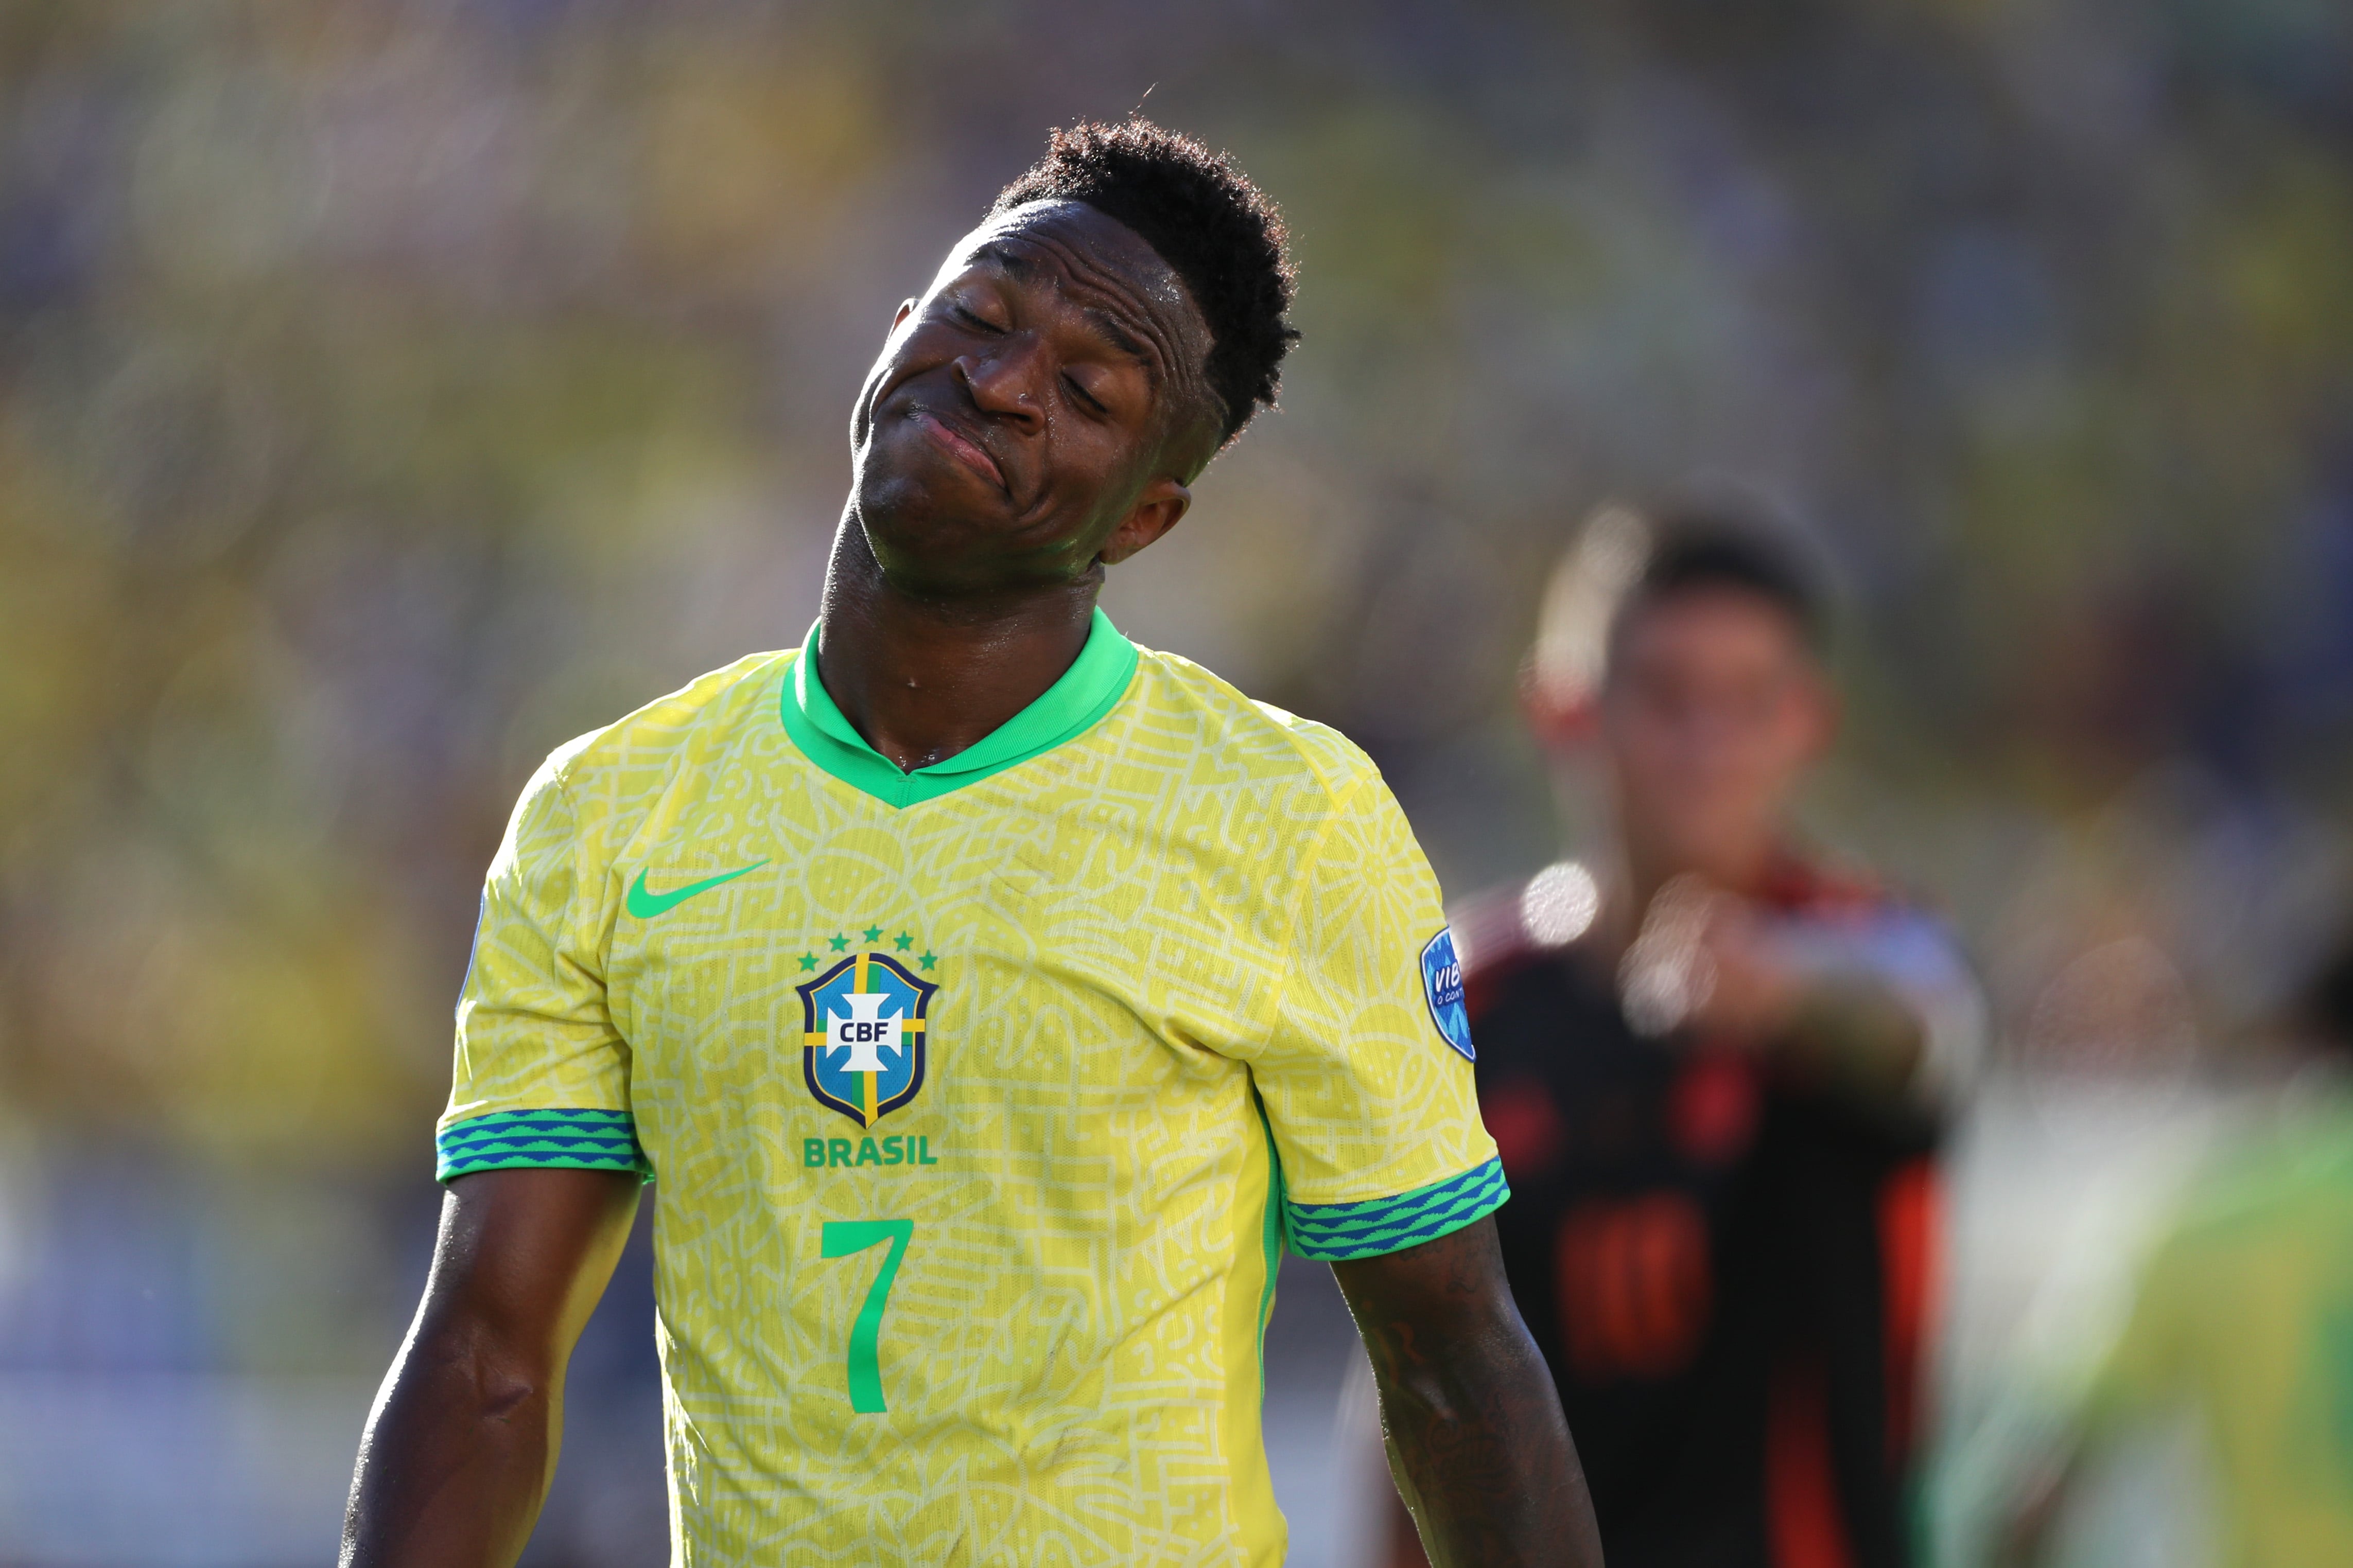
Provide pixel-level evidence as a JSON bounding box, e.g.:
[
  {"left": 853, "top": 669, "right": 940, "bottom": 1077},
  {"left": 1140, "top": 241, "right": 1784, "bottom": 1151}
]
[{"left": 1333, "top": 1215, "right": 1603, "bottom": 1568}]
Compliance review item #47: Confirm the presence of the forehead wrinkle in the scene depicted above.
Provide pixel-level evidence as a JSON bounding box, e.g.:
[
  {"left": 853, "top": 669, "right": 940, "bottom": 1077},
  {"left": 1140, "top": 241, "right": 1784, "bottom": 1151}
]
[
  {"left": 964, "top": 215, "right": 1222, "bottom": 454},
  {"left": 975, "top": 241, "right": 1042, "bottom": 285},
  {"left": 1081, "top": 308, "right": 1159, "bottom": 383},
  {"left": 975, "top": 233, "right": 1193, "bottom": 393}
]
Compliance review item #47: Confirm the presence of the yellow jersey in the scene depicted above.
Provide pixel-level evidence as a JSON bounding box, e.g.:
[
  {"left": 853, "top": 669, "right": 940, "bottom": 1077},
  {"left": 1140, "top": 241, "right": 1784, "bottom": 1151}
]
[
  {"left": 437, "top": 609, "right": 1504, "bottom": 1566},
  {"left": 2086, "top": 1102, "right": 2353, "bottom": 1568}
]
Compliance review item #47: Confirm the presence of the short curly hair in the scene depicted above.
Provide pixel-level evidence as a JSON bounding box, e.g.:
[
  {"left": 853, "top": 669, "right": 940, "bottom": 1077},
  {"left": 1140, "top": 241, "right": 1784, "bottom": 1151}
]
[
  {"left": 992, "top": 118, "right": 1298, "bottom": 446},
  {"left": 1629, "top": 506, "right": 1827, "bottom": 653}
]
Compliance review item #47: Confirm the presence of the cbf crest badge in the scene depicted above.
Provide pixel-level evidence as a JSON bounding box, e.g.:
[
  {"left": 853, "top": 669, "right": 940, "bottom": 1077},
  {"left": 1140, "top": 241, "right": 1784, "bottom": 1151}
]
[{"left": 798, "top": 952, "right": 938, "bottom": 1127}]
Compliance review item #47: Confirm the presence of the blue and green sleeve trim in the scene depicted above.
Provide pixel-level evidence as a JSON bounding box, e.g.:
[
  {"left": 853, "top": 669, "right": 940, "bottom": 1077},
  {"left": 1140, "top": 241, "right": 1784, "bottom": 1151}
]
[
  {"left": 1283, "top": 1156, "right": 1509, "bottom": 1260},
  {"left": 435, "top": 1107, "right": 652, "bottom": 1182}
]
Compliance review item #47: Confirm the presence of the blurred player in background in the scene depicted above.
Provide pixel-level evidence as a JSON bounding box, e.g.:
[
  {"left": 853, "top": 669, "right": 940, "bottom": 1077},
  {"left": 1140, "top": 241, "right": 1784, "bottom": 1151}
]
[
  {"left": 340, "top": 119, "right": 1599, "bottom": 1568},
  {"left": 1372, "top": 497, "right": 1980, "bottom": 1568},
  {"left": 2002, "top": 936, "right": 2353, "bottom": 1567}
]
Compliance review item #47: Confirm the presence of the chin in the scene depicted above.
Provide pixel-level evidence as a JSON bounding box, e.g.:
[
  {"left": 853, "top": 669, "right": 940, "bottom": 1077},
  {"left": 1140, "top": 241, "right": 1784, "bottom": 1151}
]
[
  {"left": 852, "top": 462, "right": 933, "bottom": 538},
  {"left": 848, "top": 480, "right": 996, "bottom": 597}
]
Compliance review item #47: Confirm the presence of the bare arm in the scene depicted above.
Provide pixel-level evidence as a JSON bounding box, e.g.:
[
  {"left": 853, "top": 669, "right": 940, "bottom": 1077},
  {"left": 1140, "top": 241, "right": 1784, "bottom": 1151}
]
[
  {"left": 1776, "top": 978, "right": 1928, "bottom": 1100},
  {"left": 1332, "top": 1217, "right": 1603, "bottom": 1567},
  {"left": 1688, "top": 896, "right": 1981, "bottom": 1115},
  {"left": 341, "top": 1167, "right": 642, "bottom": 1568}
]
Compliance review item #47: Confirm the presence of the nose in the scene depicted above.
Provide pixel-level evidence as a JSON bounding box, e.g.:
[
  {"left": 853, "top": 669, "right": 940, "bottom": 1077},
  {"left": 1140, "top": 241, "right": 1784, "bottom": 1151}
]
[{"left": 956, "top": 339, "right": 1047, "bottom": 432}]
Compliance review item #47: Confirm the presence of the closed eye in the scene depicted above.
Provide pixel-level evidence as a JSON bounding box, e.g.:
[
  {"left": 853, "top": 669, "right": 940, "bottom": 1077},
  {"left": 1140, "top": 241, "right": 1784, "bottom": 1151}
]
[
  {"left": 952, "top": 303, "right": 1003, "bottom": 334},
  {"left": 1064, "top": 374, "right": 1108, "bottom": 416}
]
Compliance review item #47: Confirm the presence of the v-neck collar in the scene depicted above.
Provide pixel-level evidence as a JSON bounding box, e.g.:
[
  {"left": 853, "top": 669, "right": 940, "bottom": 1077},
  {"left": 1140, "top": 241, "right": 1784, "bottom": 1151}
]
[{"left": 778, "top": 608, "right": 1139, "bottom": 808}]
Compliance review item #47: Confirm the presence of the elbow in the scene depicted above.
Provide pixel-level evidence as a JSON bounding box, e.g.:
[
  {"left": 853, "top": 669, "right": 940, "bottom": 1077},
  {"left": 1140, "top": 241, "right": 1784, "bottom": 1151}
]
[
  {"left": 477, "top": 1368, "right": 540, "bottom": 1423},
  {"left": 409, "top": 1314, "right": 551, "bottom": 1425},
  {"left": 1378, "top": 1321, "right": 1533, "bottom": 1428}
]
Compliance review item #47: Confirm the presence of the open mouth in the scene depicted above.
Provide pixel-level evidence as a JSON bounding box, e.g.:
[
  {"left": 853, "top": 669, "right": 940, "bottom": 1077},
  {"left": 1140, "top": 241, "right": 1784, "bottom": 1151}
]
[{"left": 913, "top": 411, "right": 1007, "bottom": 492}]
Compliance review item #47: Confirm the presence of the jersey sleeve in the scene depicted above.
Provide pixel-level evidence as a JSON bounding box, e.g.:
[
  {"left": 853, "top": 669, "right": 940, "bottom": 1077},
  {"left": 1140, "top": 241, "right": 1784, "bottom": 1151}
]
[
  {"left": 1253, "top": 774, "right": 1505, "bottom": 1260},
  {"left": 434, "top": 751, "right": 649, "bottom": 1183}
]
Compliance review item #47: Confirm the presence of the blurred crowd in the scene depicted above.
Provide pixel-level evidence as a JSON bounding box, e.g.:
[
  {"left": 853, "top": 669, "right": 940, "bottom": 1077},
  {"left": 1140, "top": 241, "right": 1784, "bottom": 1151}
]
[{"left": 3, "top": 1, "right": 2352, "bottom": 1563}]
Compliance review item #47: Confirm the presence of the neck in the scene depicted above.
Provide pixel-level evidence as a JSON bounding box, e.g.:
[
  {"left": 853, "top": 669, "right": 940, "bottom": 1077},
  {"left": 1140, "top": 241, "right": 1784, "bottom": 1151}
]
[{"left": 813, "top": 513, "right": 1101, "bottom": 772}]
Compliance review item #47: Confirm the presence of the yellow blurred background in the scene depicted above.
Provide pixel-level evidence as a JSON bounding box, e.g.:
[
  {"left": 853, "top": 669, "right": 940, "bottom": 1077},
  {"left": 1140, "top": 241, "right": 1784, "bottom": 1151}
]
[{"left": 2, "top": 2, "right": 2350, "bottom": 1563}]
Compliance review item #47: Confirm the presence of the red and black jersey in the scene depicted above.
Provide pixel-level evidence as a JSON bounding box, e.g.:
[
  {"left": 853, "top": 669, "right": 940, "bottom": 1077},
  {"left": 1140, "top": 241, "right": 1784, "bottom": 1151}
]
[{"left": 1463, "top": 860, "right": 1945, "bottom": 1568}]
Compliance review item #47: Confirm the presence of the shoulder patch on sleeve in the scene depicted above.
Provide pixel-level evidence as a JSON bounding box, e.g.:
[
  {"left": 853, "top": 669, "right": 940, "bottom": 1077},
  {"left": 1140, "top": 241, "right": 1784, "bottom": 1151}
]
[{"left": 1420, "top": 927, "right": 1475, "bottom": 1061}]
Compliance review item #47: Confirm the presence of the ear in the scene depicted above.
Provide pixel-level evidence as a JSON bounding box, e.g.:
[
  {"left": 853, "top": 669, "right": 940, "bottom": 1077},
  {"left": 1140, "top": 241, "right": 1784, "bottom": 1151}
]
[
  {"left": 892, "top": 298, "right": 916, "bottom": 330},
  {"left": 1097, "top": 477, "right": 1192, "bottom": 567},
  {"left": 1521, "top": 659, "right": 1601, "bottom": 751}
]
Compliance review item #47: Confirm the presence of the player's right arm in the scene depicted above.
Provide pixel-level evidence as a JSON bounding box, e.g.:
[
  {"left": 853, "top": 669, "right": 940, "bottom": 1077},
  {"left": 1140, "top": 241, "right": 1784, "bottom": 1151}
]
[
  {"left": 346, "top": 744, "right": 651, "bottom": 1563},
  {"left": 341, "top": 1167, "right": 640, "bottom": 1567}
]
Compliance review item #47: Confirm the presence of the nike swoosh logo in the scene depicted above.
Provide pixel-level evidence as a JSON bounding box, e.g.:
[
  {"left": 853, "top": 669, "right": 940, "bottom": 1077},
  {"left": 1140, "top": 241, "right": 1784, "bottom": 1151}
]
[{"left": 625, "top": 860, "right": 769, "bottom": 920}]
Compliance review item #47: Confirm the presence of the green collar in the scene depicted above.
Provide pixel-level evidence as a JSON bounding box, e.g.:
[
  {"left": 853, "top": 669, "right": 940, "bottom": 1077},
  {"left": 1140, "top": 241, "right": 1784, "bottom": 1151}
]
[{"left": 779, "top": 608, "right": 1140, "bottom": 808}]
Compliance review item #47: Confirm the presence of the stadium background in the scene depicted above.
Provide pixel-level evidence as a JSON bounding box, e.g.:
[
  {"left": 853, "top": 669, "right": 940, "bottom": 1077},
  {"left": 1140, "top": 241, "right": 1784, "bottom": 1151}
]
[{"left": 2, "top": 2, "right": 2350, "bottom": 1563}]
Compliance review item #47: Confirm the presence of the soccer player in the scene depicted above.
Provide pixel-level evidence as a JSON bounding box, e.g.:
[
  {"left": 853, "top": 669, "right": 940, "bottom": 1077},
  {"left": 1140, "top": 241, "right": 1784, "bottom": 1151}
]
[
  {"left": 1374, "top": 501, "right": 1979, "bottom": 1568},
  {"left": 340, "top": 120, "right": 1600, "bottom": 1567},
  {"left": 2001, "top": 938, "right": 2353, "bottom": 1567}
]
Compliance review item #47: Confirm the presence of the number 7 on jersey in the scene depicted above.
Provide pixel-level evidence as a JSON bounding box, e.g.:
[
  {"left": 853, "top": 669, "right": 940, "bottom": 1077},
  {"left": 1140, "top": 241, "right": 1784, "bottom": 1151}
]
[{"left": 820, "top": 1219, "right": 913, "bottom": 1413}]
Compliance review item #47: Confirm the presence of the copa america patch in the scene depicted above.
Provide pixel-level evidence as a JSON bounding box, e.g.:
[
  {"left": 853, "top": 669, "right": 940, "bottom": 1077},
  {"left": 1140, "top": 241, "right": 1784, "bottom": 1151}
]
[{"left": 1420, "top": 927, "right": 1475, "bottom": 1061}]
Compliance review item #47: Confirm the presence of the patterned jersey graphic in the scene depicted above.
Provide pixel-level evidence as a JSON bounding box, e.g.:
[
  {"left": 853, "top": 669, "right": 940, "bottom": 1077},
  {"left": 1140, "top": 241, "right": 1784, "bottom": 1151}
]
[
  {"left": 799, "top": 951, "right": 935, "bottom": 1126},
  {"left": 434, "top": 633, "right": 1505, "bottom": 1566}
]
